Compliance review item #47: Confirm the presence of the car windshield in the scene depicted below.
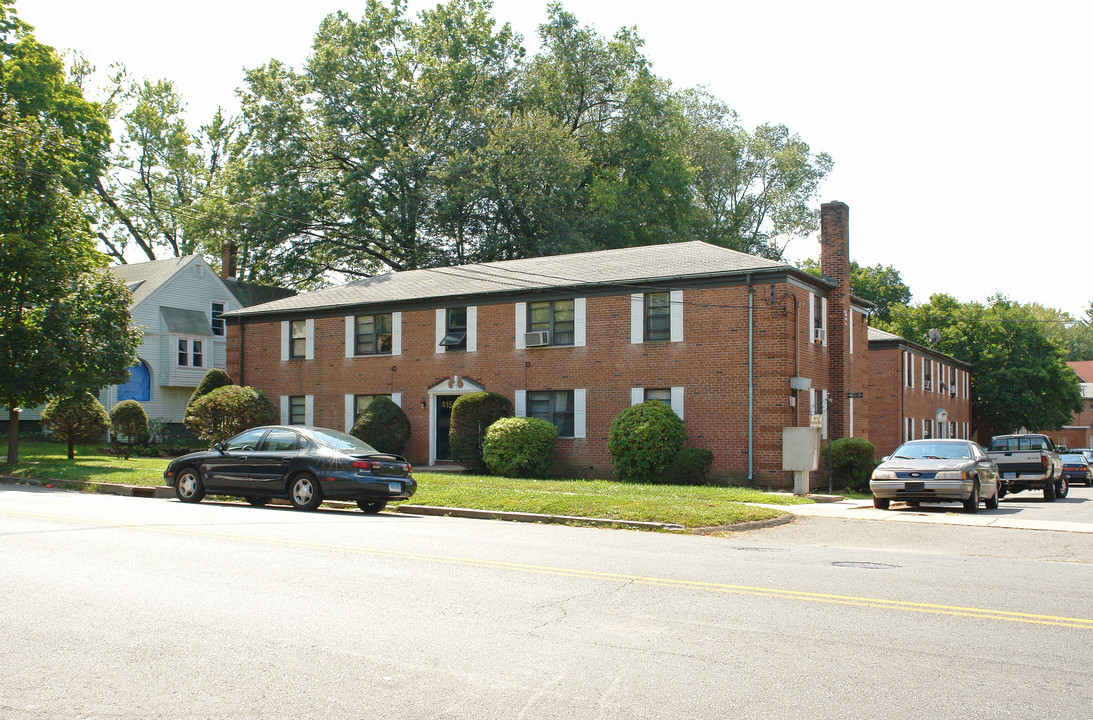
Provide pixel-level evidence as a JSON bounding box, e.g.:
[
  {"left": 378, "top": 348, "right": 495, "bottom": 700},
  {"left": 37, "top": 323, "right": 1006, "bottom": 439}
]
[
  {"left": 892, "top": 442, "right": 972, "bottom": 460},
  {"left": 308, "top": 427, "right": 378, "bottom": 454},
  {"left": 1061, "top": 454, "right": 1086, "bottom": 463}
]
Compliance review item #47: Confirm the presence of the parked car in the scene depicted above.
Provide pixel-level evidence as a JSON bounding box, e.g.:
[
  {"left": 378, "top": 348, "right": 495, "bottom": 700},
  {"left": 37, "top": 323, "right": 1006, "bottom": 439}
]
[
  {"left": 1071, "top": 448, "right": 1093, "bottom": 466},
  {"left": 870, "top": 439, "right": 1000, "bottom": 513},
  {"left": 1059, "top": 453, "right": 1093, "bottom": 487},
  {"left": 986, "top": 433, "right": 1065, "bottom": 501},
  {"left": 164, "top": 426, "right": 417, "bottom": 512}
]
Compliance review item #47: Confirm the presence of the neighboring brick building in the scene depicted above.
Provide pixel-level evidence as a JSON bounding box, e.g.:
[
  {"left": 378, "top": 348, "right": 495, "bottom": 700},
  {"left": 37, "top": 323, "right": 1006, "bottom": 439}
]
[
  {"left": 225, "top": 201, "right": 968, "bottom": 487},
  {"left": 1053, "top": 361, "right": 1093, "bottom": 449},
  {"left": 865, "top": 327, "right": 973, "bottom": 458}
]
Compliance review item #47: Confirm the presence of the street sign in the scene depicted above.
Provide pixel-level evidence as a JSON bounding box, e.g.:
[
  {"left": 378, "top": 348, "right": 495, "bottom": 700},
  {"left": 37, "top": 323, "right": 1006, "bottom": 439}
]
[{"left": 846, "top": 392, "right": 864, "bottom": 399}]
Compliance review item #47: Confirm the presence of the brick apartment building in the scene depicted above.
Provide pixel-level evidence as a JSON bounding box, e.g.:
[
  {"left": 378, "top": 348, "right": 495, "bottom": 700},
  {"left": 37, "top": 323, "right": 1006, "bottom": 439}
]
[
  {"left": 225, "top": 201, "right": 970, "bottom": 487},
  {"left": 1053, "top": 361, "right": 1093, "bottom": 449}
]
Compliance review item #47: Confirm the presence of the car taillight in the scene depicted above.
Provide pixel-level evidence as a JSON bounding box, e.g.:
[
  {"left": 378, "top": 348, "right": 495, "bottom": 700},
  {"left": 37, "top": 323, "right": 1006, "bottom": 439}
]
[
  {"left": 1041, "top": 453, "right": 1049, "bottom": 469},
  {"left": 352, "top": 460, "right": 381, "bottom": 471}
]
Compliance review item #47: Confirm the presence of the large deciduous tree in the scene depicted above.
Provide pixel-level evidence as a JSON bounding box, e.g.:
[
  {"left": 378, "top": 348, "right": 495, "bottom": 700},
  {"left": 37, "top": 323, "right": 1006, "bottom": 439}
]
[
  {"left": 798, "top": 258, "right": 912, "bottom": 322},
  {"left": 881, "top": 294, "right": 1083, "bottom": 437}
]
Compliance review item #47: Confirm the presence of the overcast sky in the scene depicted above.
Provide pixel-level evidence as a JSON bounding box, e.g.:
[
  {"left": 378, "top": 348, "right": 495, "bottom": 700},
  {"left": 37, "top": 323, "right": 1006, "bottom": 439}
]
[{"left": 23, "top": 0, "right": 1093, "bottom": 318}]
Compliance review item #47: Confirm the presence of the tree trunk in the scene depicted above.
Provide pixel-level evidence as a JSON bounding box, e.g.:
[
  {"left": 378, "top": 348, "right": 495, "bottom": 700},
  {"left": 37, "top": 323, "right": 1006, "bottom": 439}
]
[
  {"left": 68, "top": 436, "right": 75, "bottom": 460},
  {"left": 7, "top": 408, "right": 19, "bottom": 465}
]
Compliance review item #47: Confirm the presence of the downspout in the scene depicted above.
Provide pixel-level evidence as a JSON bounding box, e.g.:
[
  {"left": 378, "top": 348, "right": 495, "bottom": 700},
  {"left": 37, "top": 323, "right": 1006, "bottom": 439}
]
[
  {"left": 238, "top": 319, "right": 246, "bottom": 387},
  {"left": 747, "top": 274, "right": 754, "bottom": 483}
]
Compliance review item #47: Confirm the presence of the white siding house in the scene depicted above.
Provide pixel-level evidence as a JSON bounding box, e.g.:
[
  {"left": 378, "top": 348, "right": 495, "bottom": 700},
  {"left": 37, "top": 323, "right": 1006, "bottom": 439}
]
[{"left": 12, "top": 255, "right": 292, "bottom": 434}]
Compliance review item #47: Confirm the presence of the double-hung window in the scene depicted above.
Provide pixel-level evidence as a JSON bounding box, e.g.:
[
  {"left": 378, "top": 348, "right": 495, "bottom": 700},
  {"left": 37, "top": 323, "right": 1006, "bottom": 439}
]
[
  {"left": 528, "top": 300, "right": 574, "bottom": 346},
  {"left": 528, "top": 390, "right": 575, "bottom": 437},
  {"left": 288, "top": 396, "right": 306, "bottom": 425},
  {"left": 211, "top": 302, "right": 226, "bottom": 336},
  {"left": 290, "top": 320, "right": 307, "bottom": 359},
  {"left": 644, "top": 293, "right": 671, "bottom": 342},
  {"left": 923, "top": 359, "right": 933, "bottom": 391},
  {"left": 355, "top": 313, "right": 393, "bottom": 355},
  {"left": 176, "top": 338, "right": 205, "bottom": 368}
]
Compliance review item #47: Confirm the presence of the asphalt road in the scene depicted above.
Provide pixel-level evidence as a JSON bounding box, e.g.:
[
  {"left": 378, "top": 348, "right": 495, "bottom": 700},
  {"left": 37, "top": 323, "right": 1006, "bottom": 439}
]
[{"left": 2, "top": 484, "right": 1091, "bottom": 719}]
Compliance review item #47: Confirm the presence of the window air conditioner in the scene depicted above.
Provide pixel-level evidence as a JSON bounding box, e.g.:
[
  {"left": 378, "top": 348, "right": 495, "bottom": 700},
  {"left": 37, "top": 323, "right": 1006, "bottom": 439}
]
[
  {"left": 924, "top": 380, "right": 932, "bottom": 391},
  {"left": 813, "top": 327, "right": 825, "bottom": 343},
  {"left": 524, "top": 330, "right": 550, "bottom": 347}
]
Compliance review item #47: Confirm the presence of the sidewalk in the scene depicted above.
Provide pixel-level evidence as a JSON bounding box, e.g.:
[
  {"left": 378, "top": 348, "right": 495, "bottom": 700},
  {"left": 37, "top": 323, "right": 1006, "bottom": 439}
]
[{"left": 750, "top": 498, "right": 1093, "bottom": 534}]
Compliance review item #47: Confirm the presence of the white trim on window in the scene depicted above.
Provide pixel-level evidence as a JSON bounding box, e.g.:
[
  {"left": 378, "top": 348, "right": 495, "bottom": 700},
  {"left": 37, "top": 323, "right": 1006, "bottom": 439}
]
[
  {"left": 305, "top": 319, "right": 315, "bottom": 360},
  {"left": 304, "top": 395, "right": 314, "bottom": 426},
  {"left": 345, "top": 394, "right": 355, "bottom": 432},
  {"left": 514, "top": 389, "right": 527, "bottom": 417},
  {"left": 466, "top": 306, "right": 477, "bottom": 352},
  {"left": 630, "top": 294, "right": 643, "bottom": 344},
  {"left": 670, "top": 386, "right": 684, "bottom": 419},
  {"left": 391, "top": 392, "right": 402, "bottom": 408},
  {"left": 630, "top": 387, "right": 644, "bottom": 405},
  {"left": 281, "top": 321, "right": 290, "bottom": 362},
  {"left": 280, "top": 395, "right": 289, "bottom": 425},
  {"left": 515, "top": 303, "right": 527, "bottom": 349},
  {"left": 669, "top": 290, "right": 683, "bottom": 342},
  {"left": 573, "top": 389, "right": 586, "bottom": 438},
  {"left": 346, "top": 316, "right": 355, "bottom": 358},
  {"left": 435, "top": 309, "right": 446, "bottom": 354},
  {"left": 821, "top": 297, "right": 828, "bottom": 347},
  {"left": 574, "top": 298, "right": 586, "bottom": 347}
]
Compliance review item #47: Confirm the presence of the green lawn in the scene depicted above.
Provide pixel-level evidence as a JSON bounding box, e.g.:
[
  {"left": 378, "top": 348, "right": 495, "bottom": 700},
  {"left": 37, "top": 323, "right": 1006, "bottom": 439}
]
[{"left": 1, "top": 438, "right": 811, "bottom": 530}]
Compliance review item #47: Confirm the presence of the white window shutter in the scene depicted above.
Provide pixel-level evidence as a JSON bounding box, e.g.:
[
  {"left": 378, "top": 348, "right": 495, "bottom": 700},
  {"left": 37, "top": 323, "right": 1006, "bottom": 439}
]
[
  {"left": 304, "top": 395, "right": 314, "bottom": 426},
  {"left": 669, "top": 290, "right": 683, "bottom": 342},
  {"left": 821, "top": 389, "right": 829, "bottom": 438},
  {"left": 573, "top": 389, "right": 586, "bottom": 439},
  {"left": 821, "top": 296, "right": 828, "bottom": 347},
  {"left": 305, "top": 319, "right": 315, "bottom": 360},
  {"left": 808, "top": 293, "right": 815, "bottom": 341},
  {"left": 514, "top": 390, "right": 526, "bottom": 417},
  {"left": 345, "top": 316, "right": 355, "bottom": 358},
  {"left": 391, "top": 392, "right": 402, "bottom": 408},
  {"left": 631, "top": 387, "right": 644, "bottom": 405},
  {"left": 574, "top": 297, "right": 586, "bottom": 347},
  {"left": 467, "top": 306, "right": 477, "bottom": 352},
  {"left": 515, "top": 303, "right": 526, "bottom": 349},
  {"left": 280, "top": 321, "right": 289, "bottom": 362},
  {"left": 630, "top": 294, "right": 643, "bottom": 344},
  {"left": 435, "top": 309, "right": 446, "bottom": 354},
  {"left": 280, "top": 395, "right": 289, "bottom": 425},
  {"left": 345, "top": 394, "right": 354, "bottom": 432},
  {"left": 392, "top": 312, "right": 402, "bottom": 356},
  {"left": 670, "top": 387, "right": 684, "bottom": 420}
]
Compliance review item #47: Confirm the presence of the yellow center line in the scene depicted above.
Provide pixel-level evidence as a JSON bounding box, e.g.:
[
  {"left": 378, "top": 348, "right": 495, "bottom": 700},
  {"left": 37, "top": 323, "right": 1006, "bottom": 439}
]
[{"left": 6, "top": 508, "right": 1093, "bottom": 629}]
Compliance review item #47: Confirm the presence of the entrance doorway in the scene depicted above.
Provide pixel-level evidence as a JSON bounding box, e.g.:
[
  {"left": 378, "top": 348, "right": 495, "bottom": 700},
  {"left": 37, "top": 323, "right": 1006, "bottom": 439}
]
[
  {"left": 427, "top": 377, "right": 486, "bottom": 465},
  {"left": 435, "top": 395, "right": 457, "bottom": 460}
]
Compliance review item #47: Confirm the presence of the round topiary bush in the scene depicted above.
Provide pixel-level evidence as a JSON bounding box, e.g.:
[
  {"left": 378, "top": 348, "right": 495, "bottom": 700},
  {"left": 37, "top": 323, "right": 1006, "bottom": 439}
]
[
  {"left": 482, "top": 417, "right": 557, "bottom": 478},
  {"left": 608, "top": 400, "right": 686, "bottom": 483},
  {"left": 110, "top": 399, "right": 149, "bottom": 459},
  {"left": 663, "top": 447, "right": 714, "bottom": 485},
  {"left": 449, "top": 392, "right": 513, "bottom": 471},
  {"left": 822, "top": 437, "right": 877, "bottom": 492},
  {"left": 351, "top": 396, "right": 412, "bottom": 455},
  {"left": 187, "top": 368, "right": 233, "bottom": 411},
  {"left": 184, "top": 385, "right": 277, "bottom": 445},
  {"left": 42, "top": 392, "right": 111, "bottom": 459}
]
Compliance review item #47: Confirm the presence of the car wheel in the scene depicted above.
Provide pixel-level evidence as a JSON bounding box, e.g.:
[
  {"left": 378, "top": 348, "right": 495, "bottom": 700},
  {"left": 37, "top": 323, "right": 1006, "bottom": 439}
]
[
  {"left": 872, "top": 496, "right": 890, "bottom": 510},
  {"left": 907, "top": 500, "right": 921, "bottom": 508},
  {"left": 289, "top": 473, "right": 323, "bottom": 511},
  {"left": 963, "top": 482, "right": 980, "bottom": 514},
  {"left": 984, "top": 484, "right": 999, "bottom": 510},
  {"left": 1044, "top": 478, "right": 1057, "bottom": 502},
  {"left": 357, "top": 499, "right": 388, "bottom": 514},
  {"left": 997, "top": 486, "right": 1007, "bottom": 500},
  {"left": 1056, "top": 476, "right": 1069, "bottom": 499},
  {"left": 244, "top": 496, "right": 269, "bottom": 507},
  {"left": 175, "top": 467, "right": 205, "bottom": 503}
]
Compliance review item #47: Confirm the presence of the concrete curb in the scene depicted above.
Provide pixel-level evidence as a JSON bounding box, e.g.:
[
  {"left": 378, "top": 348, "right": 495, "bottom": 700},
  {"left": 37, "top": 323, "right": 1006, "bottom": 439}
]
[
  {"left": 692, "top": 513, "right": 797, "bottom": 535},
  {"left": 396, "top": 504, "right": 686, "bottom": 531}
]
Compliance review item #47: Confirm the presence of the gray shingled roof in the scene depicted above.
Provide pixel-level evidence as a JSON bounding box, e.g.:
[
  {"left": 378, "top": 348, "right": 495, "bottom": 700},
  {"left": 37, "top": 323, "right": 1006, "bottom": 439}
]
[
  {"left": 108, "top": 256, "right": 200, "bottom": 308},
  {"left": 867, "top": 327, "right": 904, "bottom": 343},
  {"left": 229, "top": 241, "right": 792, "bottom": 318}
]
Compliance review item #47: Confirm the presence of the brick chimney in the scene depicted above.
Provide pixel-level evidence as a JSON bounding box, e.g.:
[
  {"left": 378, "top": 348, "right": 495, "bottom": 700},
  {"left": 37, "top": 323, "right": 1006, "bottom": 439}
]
[
  {"left": 820, "top": 201, "right": 851, "bottom": 440},
  {"left": 221, "top": 242, "right": 237, "bottom": 279}
]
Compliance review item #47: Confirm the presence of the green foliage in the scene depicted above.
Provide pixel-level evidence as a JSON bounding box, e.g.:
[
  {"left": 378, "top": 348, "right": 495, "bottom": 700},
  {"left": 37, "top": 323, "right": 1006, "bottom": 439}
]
[
  {"left": 822, "top": 438, "right": 876, "bottom": 493},
  {"left": 449, "top": 392, "right": 513, "bottom": 470},
  {"left": 662, "top": 447, "right": 715, "bottom": 485},
  {"left": 187, "top": 368, "right": 233, "bottom": 410},
  {"left": 482, "top": 417, "right": 558, "bottom": 478},
  {"left": 109, "top": 399, "right": 148, "bottom": 459},
  {"left": 881, "top": 294, "right": 1084, "bottom": 435},
  {"left": 798, "top": 258, "right": 912, "bottom": 322},
  {"left": 608, "top": 401, "right": 687, "bottom": 482},
  {"left": 350, "top": 396, "right": 412, "bottom": 455},
  {"left": 184, "top": 385, "right": 277, "bottom": 445},
  {"left": 41, "top": 392, "right": 110, "bottom": 459}
]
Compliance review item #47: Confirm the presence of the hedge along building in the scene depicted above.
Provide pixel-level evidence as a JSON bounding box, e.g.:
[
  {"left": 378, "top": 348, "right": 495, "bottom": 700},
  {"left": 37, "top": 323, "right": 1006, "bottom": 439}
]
[{"left": 225, "top": 202, "right": 917, "bottom": 487}]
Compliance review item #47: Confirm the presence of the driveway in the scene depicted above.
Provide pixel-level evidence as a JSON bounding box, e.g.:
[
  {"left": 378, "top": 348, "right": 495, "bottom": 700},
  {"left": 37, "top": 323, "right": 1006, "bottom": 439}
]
[{"left": 766, "top": 482, "right": 1093, "bottom": 533}]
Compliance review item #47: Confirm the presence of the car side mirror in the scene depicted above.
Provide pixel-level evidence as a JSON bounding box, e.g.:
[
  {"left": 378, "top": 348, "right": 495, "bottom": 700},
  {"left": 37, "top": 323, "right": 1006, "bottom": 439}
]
[
  {"left": 213, "top": 442, "right": 226, "bottom": 453},
  {"left": 881, "top": 456, "right": 890, "bottom": 462}
]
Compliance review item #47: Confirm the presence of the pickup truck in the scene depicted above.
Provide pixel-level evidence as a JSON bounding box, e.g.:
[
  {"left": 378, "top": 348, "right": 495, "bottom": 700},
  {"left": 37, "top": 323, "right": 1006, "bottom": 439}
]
[{"left": 986, "top": 434, "right": 1067, "bottom": 501}]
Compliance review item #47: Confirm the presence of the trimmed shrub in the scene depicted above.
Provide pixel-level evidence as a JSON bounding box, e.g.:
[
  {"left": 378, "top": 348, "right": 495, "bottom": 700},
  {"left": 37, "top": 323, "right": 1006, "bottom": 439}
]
[
  {"left": 110, "top": 400, "right": 148, "bottom": 459},
  {"left": 663, "top": 447, "right": 715, "bottom": 485},
  {"left": 449, "top": 392, "right": 513, "bottom": 471},
  {"left": 187, "top": 368, "right": 233, "bottom": 410},
  {"left": 822, "top": 437, "right": 877, "bottom": 492},
  {"left": 482, "top": 417, "right": 557, "bottom": 478},
  {"left": 351, "top": 396, "right": 412, "bottom": 455},
  {"left": 184, "top": 385, "right": 277, "bottom": 445},
  {"left": 608, "top": 401, "right": 686, "bottom": 482},
  {"left": 41, "top": 392, "right": 111, "bottom": 459}
]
